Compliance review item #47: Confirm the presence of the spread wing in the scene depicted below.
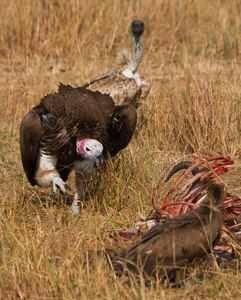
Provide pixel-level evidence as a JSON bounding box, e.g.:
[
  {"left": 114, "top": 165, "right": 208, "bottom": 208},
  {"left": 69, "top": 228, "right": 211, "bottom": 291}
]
[{"left": 19, "top": 106, "right": 42, "bottom": 185}]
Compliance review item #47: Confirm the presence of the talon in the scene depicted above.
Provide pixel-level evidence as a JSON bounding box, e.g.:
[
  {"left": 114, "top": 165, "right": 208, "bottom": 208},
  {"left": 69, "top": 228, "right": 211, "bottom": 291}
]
[
  {"left": 65, "top": 184, "right": 71, "bottom": 191},
  {"left": 52, "top": 177, "right": 67, "bottom": 193}
]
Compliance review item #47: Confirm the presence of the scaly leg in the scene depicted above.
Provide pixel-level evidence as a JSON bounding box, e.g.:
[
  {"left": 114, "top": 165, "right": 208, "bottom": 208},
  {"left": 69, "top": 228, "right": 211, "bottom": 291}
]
[
  {"left": 68, "top": 160, "right": 94, "bottom": 213},
  {"left": 35, "top": 151, "right": 68, "bottom": 194}
]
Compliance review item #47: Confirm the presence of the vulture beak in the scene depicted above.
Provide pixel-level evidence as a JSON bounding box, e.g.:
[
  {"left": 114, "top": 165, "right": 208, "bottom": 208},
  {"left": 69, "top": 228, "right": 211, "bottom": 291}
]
[{"left": 95, "top": 154, "right": 104, "bottom": 170}]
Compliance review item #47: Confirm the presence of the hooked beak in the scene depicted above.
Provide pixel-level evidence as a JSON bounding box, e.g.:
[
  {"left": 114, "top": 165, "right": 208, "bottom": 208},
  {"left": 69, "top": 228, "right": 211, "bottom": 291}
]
[{"left": 95, "top": 154, "right": 104, "bottom": 170}]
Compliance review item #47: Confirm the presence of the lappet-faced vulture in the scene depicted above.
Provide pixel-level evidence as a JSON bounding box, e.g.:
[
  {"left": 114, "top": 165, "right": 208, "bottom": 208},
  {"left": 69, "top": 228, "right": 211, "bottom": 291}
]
[
  {"left": 20, "top": 83, "right": 137, "bottom": 213},
  {"left": 111, "top": 183, "right": 225, "bottom": 281},
  {"left": 83, "top": 20, "right": 151, "bottom": 108}
]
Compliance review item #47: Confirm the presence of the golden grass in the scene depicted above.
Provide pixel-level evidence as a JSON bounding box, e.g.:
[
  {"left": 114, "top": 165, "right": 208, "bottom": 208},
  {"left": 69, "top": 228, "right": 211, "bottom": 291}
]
[{"left": 1, "top": 0, "right": 241, "bottom": 298}]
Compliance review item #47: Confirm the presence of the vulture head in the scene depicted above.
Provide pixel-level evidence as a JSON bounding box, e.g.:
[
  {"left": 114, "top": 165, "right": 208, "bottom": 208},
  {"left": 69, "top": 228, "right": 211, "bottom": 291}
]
[
  {"left": 128, "top": 19, "right": 145, "bottom": 74},
  {"left": 131, "top": 19, "right": 145, "bottom": 38},
  {"left": 76, "top": 138, "right": 104, "bottom": 169}
]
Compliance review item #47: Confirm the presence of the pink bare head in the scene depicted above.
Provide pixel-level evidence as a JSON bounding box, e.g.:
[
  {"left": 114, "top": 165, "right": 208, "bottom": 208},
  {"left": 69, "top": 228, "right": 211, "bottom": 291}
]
[{"left": 76, "top": 138, "right": 104, "bottom": 169}]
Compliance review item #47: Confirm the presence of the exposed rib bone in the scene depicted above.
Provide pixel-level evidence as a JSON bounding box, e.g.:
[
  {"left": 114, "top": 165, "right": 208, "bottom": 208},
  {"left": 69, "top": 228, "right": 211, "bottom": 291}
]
[
  {"left": 152, "top": 154, "right": 232, "bottom": 210},
  {"left": 163, "top": 158, "right": 233, "bottom": 205},
  {"left": 112, "top": 154, "right": 241, "bottom": 259}
]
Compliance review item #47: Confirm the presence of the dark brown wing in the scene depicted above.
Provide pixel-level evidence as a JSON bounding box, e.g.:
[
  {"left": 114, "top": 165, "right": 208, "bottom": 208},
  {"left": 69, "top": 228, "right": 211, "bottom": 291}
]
[
  {"left": 105, "top": 104, "right": 137, "bottom": 157},
  {"left": 113, "top": 219, "right": 221, "bottom": 278},
  {"left": 112, "top": 191, "right": 224, "bottom": 278},
  {"left": 19, "top": 105, "right": 42, "bottom": 185}
]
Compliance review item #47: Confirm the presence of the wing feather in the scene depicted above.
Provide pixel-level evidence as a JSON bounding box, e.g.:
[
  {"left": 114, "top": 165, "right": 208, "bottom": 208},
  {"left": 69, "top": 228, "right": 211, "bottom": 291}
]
[
  {"left": 20, "top": 107, "right": 42, "bottom": 185},
  {"left": 113, "top": 200, "right": 223, "bottom": 278},
  {"left": 84, "top": 72, "right": 140, "bottom": 106}
]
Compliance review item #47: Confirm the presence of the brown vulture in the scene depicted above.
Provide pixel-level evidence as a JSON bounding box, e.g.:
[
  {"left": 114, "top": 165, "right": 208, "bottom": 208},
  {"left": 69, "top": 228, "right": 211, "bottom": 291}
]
[
  {"left": 111, "top": 183, "right": 225, "bottom": 281},
  {"left": 20, "top": 83, "right": 137, "bottom": 213},
  {"left": 83, "top": 20, "right": 151, "bottom": 107}
]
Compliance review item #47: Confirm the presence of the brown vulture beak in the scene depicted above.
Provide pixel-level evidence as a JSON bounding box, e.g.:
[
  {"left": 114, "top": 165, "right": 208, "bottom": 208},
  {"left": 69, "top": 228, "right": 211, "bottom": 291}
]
[{"left": 95, "top": 154, "right": 104, "bottom": 170}]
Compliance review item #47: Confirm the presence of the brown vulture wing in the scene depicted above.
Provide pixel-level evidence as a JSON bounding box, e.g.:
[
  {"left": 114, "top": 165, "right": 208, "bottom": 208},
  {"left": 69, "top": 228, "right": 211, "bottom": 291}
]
[
  {"left": 106, "top": 104, "right": 137, "bottom": 157},
  {"left": 113, "top": 185, "right": 224, "bottom": 278},
  {"left": 83, "top": 71, "right": 140, "bottom": 106},
  {"left": 120, "top": 216, "right": 221, "bottom": 278},
  {"left": 82, "top": 70, "right": 114, "bottom": 89},
  {"left": 19, "top": 105, "right": 43, "bottom": 185}
]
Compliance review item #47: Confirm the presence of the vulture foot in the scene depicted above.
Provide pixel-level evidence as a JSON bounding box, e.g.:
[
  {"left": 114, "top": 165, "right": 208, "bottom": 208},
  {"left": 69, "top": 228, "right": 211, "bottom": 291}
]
[{"left": 52, "top": 177, "right": 70, "bottom": 194}]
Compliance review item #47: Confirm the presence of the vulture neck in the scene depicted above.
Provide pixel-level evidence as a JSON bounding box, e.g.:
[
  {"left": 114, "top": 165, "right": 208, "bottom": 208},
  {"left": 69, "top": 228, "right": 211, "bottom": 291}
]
[
  {"left": 121, "top": 33, "right": 144, "bottom": 87},
  {"left": 129, "top": 33, "right": 144, "bottom": 73}
]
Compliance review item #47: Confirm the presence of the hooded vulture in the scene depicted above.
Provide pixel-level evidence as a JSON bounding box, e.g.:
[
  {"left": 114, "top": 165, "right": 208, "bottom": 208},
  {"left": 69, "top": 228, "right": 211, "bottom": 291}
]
[
  {"left": 111, "top": 183, "right": 225, "bottom": 281},
  {"left": 83, "top": 19, "right": 151, "bottom": 107},
  {"left": 20, "top": 83, "right": 137, "bottom": 213}
]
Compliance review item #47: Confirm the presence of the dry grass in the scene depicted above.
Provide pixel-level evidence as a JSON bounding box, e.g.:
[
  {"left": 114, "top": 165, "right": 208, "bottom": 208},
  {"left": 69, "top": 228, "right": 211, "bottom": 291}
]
[{"left": 1, "top": 0, "right": 241, "bottom": 298}]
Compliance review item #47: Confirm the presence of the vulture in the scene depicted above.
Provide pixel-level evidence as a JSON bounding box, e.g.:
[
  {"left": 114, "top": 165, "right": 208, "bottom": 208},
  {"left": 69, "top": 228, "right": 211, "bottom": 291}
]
[
  {"left": 111, "top": 183, "right": 225, "bottom": 281},
  {"left": 20, "top": 83, "right": 137, "bottom": 213},
  {"left": 83, "top": 19, "right": 151, "bottom": 107}
]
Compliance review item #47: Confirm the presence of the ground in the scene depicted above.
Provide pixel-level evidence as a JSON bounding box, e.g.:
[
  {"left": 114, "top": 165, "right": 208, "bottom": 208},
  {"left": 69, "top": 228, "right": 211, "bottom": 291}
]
[{"left": 0, "top": 0, "right": 241, "bottom": 298}]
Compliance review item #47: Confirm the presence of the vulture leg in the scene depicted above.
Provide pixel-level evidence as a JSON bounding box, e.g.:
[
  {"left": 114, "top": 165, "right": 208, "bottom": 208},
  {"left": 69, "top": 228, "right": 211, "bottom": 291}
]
[
  {"left": 71, "top": 193, "right": 80, "bottom": 214},
  {"left": 35, "top": 151, "right": 68, "bottom": 194},
  {"left": 67, "top": 160, "right": 95, "bottom": 213}
]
